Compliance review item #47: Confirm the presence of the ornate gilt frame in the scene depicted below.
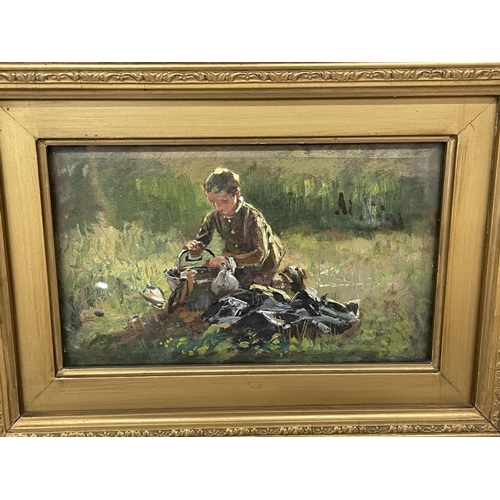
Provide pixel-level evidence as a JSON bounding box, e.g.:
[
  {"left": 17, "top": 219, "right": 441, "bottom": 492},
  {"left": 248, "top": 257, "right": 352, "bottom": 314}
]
[{"left": 1, "top": 63, "right": 500, "bottom": 437}]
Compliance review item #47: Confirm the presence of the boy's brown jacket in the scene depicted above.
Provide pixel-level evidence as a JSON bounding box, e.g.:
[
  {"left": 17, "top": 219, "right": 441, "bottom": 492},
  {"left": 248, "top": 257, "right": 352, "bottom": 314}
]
[{"left": 195, "top": 200, "right": 285, "bottom": 273}]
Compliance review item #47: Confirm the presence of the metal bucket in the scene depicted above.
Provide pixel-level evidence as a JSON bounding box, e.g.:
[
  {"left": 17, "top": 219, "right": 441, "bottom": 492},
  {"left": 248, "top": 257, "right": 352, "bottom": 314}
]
[{"left": 163, "top": 248, "right": 219, "bottom": 313}]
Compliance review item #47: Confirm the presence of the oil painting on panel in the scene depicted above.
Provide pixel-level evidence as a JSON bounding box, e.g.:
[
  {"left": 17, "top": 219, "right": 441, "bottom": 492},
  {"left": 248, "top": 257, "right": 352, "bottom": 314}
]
[{"left": 48, "top": 144, "right": 444, "bottom": 366}]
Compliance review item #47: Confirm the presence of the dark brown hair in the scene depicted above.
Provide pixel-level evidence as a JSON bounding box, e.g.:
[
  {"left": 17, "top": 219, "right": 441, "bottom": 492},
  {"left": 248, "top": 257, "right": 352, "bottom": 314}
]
[{"left": 204, "top": 168, "right": 241, "bottom": 195}]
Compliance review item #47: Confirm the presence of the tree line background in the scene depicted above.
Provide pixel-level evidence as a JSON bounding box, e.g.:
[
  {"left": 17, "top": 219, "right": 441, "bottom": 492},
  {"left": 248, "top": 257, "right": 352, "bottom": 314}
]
[{"left": 51, "top": 148, "right": 439, "bottom": 239}]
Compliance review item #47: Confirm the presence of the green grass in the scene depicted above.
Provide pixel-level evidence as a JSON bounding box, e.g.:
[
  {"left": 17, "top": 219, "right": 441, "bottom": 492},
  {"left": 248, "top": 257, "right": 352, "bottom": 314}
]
[{"left": 59, "top": 222, "right": 435, "bottom": 366}]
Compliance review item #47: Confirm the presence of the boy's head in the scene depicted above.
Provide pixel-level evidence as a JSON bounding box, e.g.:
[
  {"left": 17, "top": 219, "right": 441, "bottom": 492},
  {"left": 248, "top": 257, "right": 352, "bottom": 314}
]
[
  {"left": 204, "top": 168, "right": 240, "bottom": 196},
  {"left": 204, "top": 169, "right": 241, "bottom": 216}
]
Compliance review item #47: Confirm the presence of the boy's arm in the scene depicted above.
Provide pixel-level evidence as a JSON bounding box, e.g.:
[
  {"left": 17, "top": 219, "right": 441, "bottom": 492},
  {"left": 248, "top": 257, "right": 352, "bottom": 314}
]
[
  {"left": 194, "top": 212, "right": 216, "bottom": 248},
  {"left": 185, "top": 212, "right": 216, "bottom": 255}
]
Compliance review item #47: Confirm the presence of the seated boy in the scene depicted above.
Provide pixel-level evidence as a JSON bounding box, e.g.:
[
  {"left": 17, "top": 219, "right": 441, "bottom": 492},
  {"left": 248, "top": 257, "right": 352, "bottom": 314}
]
[{"left": 185, "top": 168, "right": 285, "bottom": 286}]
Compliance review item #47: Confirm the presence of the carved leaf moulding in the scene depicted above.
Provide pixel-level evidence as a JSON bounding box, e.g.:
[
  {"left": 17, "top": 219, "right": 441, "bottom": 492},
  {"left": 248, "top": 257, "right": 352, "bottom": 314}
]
[
  {"left": 493, "top": 359, "right": 500, "bottom": 426},
  {"left": 1, "top": 68, "right": 500, "bottom": 85},
  {"left": 7, "top": 423, "right": 499, "bottom": 437},
  {"left": 0, "top": 369, "right": 4, "bottom": 436}
]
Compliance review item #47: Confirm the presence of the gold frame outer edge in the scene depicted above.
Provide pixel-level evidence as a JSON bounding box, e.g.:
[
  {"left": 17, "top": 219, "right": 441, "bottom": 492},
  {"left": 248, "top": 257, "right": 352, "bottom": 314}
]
[
  {"left": 7, "top": 425, "right": 498, "bottom": 437},
  {"left": 1, "top": 63, "right": 500, "bottom": 436},
  {"left": 6, "top": 407, "right": 499, "bottom": 437},
  {"left": 2, "top": 63, "right": 500, "bottom": 100},
  {"left": 2, "top": 63, "right": 500, "bottom": 86},
  {"left": 0, "top": 180, "right": 20, "bottom": 436},
  {"left": 482, "top": 101, "right": 500, "bottom": 428}
]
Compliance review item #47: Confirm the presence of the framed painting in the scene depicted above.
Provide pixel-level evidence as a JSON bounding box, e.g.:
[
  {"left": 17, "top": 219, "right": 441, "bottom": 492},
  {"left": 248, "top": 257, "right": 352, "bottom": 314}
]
[{"left": 1, "top": 63, "right": 500, "bottom": 436}]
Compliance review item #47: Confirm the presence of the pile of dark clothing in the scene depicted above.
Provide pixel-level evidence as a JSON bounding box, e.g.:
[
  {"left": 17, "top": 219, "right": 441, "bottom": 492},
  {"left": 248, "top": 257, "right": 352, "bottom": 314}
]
[{"left": 201, "top": 266, "right": 360, "bottom": 338}]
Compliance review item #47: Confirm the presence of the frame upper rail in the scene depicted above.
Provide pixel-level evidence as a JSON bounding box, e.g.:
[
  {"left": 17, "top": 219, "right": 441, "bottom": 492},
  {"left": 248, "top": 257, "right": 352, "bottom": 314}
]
[
  {"left": 1, "top": 63, "right": 500, "bottom": 99},
  {"left": 1, "top": 63, "right": 500, "bottom": 85}
]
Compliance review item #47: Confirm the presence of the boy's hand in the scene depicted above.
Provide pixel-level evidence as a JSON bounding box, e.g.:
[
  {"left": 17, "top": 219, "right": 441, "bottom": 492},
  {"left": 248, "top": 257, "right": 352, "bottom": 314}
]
[
  {"left": 206, "top": 256, "right": 228, "bottom": 268},
  {"left": 185, "top": 240, "right": 204, "bottom": 256}
]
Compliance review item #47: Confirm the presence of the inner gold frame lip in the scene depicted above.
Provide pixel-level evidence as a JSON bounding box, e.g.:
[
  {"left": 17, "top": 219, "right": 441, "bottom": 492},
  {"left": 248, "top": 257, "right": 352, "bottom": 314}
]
[{"left": 38, "top": 134, "right": 455, "bottom": 378}]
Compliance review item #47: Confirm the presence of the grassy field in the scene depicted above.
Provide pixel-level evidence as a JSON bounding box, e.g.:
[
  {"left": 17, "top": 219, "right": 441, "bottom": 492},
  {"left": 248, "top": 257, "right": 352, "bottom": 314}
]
[{"left": 59, "top": 222, "right": 435, "bottom": 366}]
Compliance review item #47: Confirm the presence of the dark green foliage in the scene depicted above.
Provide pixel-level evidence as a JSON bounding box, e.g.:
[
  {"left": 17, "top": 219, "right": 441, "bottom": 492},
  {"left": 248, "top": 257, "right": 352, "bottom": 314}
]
[
  {"left": 243, "top": 163, "right": 430, "bottom": 234},
  {"left": 50, "top": 158, "right": 211, "bottom": 238},
  {"left": 50, "top": 152, "right": 435, "bottom": 239}
]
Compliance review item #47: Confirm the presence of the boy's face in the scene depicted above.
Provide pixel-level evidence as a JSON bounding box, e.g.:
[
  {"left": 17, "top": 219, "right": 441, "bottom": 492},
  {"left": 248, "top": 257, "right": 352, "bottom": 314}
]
[{"left": 205, "top": 191, "right": 240, "bottom": 217}]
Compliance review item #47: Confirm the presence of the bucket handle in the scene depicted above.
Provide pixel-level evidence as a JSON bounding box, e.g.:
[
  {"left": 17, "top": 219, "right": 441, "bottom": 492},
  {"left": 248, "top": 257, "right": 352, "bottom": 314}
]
[{"left": 176, "top": 248, "right": 215, "bottom": 268}]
